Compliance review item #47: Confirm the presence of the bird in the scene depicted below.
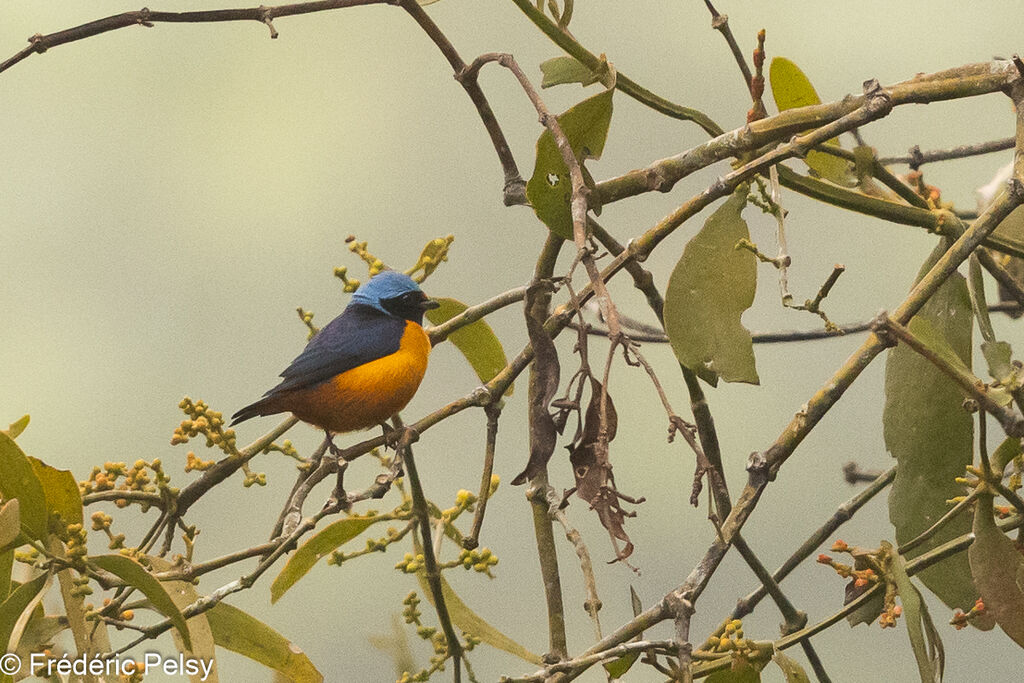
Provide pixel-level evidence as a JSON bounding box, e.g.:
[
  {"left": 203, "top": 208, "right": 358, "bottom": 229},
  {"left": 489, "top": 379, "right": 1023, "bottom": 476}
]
[{"left": 230, "top": 270, "right": 440, "bottom": 451}]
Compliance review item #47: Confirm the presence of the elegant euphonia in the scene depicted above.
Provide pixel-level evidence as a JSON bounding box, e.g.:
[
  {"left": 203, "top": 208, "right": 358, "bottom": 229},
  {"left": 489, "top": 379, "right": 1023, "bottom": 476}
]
[{"left": 230, "top": 271, "right": 439, "bottom": 446}]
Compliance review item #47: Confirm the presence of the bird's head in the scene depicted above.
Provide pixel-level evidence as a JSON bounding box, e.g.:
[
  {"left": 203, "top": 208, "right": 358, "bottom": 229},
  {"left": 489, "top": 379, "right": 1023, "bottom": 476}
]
[{"left": 350, "top": 270, "right": 440, "bottom": 323}]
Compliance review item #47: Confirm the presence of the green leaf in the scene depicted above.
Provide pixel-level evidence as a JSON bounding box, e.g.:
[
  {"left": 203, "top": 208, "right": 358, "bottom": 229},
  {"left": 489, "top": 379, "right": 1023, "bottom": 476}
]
[
  {"left": 90, "top": 554, "right": 192, "bottom": 650},
  {"left": 2, "top": 416, "right": 29, "bottom": 439},
  {"left": 885, "top": 542, "right": 944, "bottom": 682},
  {"left": 604, "top": 650, "right": 640, "bottom": 679},
  {"left": 604, "top": 586, "right": 644, "bottom": 678},
  {"left": 0, "top": 570, "right": 49, "bottom": 653},
  {"left": 0, "top": 551, "right": 11, "bottom": 602},
  {"left": 981, "top": 340, "right": 1015, "bottom": 385},
  {"left": 0, "top": 433, "right": 48, "bottom": 541},
  {"left": 148, "top": 556, "right": 218, "bottom": 682},
  {"left": 206, "top": 602, "right": 323, "bottom": 683},
  {"left": 969, "top": 493, "right": 1024, "bottom": 648},
  {"left": 16, "top": 614, "right": 66, "bottom": 660},
  {"left": 425, "top": 297, "right": 512, "bottom": 395},
  {"left": 706, "top": 659, "right": 762, "bottom": 682},
  {"left": 28, "top": 457, "right": 83, "bottom": 528},
  {"left": 907, "top": 317, "right": 972, "bottom": 378},
  {"left": 526, "top": 88, "right": 614, "bottom": 239},
  {"left": 417, "top": 572, "right": 543, "bottom": 665},
  {"left": 664, "top": 189, "right": 759, "bottom": 386},
  {"left": 540, "top": 56, "right": 600, "bottom": 88},
  {"left": 271, "top": 516, "right": 379, "bottom": 604},
  {"left": 769, "top": 57, "right": 856, "bottom": 187},
  {"left": 773, "top": 650, "right": 810, "bottom": 683},
  {"left": 0, "top": 501, "right": 19, "bottom": 551},
  {"left": 885, "top": 244, "right": 978, "bottom": 613},
  {"left": 845, "top": 588, "right": 884, "bottom": 627},
  {"left": 990, "top": 201, "right": 1024, "bottom": 258},
  {"left": 992, "top": 436, "right": 1022, "bottom": 474}
]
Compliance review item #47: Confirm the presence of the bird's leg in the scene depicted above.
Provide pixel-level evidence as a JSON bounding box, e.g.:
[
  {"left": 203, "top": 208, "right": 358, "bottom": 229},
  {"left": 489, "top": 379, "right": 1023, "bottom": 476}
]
[
  {"left": 381, "top": 422, "right": 398, "bottom": 451},
  {"left": 324, "top": 463, "right": 351, "bottom": 513},
  {"left": 324, "top": 429, "right": 345, "bottom": 457}
]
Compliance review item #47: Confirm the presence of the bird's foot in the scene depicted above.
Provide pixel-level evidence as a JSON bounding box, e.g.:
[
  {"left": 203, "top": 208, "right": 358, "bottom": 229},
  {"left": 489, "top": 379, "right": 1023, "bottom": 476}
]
[{"left": 381, "top": 424, "right": 419, "bottom": 452}]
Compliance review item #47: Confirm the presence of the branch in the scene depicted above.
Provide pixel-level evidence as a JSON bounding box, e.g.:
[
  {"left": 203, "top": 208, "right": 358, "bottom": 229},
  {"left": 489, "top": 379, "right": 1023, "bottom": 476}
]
[{"left": 0, "top": 1, "right": 391, "bottom": 75}]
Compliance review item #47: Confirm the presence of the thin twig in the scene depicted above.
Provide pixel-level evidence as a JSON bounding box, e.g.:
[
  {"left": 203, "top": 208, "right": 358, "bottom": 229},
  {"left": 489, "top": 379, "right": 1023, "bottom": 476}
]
[
  {"left": 872, "top": 313, "right": 1024, "bottom": 436},
  {"left": 401, "top": 425, "right": 463, "bottom": 682},
  {"left": 464, "top": 404, "right": 501, "bottom": 549}
]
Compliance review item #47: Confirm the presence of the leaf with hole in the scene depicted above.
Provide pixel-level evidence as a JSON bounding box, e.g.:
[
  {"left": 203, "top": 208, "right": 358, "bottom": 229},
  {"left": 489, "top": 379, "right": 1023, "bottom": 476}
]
[
  {"left": 664, "top": 189, "right": 758, "bottom": 386},
  {"left": 526, "top": 88, "right": 614, "bottom": 239}
]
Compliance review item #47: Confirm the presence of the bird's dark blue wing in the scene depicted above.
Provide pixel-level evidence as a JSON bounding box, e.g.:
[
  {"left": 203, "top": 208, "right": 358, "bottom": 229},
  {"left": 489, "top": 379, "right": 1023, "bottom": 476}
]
[{"left": 269, "top": 303, "right": 406, "bottom": 395}]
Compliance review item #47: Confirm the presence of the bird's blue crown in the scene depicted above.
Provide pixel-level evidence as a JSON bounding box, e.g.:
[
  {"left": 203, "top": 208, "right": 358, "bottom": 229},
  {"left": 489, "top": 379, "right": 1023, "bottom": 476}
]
[{"left": 350, "top": 270, "right": 424, "bottom": 313}]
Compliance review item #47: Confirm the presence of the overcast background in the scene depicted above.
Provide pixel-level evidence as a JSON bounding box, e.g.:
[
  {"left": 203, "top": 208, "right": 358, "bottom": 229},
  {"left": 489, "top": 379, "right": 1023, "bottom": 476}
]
[{"left": 2, "top": 2, "right": 1022, "bottom": 681}]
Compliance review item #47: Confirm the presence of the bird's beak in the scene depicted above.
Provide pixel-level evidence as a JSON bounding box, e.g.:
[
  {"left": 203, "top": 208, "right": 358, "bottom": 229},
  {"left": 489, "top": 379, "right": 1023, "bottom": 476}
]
[{"left": 420, "top": 298, "right": 441, "bottom": 311}]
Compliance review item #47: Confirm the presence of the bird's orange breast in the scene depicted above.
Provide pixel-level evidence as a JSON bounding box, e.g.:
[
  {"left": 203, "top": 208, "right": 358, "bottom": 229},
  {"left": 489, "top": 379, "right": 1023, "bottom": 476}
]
[{"left": 284, "top": 321, "right": 431, "bottom": 433}]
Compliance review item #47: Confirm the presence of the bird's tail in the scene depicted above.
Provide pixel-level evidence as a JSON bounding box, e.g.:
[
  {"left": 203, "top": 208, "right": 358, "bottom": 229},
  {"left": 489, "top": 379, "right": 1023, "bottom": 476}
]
[{"left": 230, "top": 396, "right": 278, "bottom": 426}]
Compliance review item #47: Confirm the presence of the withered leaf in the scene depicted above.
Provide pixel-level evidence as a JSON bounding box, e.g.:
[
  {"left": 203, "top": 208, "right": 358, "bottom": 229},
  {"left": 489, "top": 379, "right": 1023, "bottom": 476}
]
[
  {"left": 512, "top": 282, "right": 562, "bottom": 485},
  {"left": 569, "top": 378, "right": 641, "bottom": 564}
]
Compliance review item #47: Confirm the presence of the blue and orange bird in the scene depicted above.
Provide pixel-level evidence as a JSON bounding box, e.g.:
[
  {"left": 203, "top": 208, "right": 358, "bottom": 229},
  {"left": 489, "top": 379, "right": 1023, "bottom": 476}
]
[{"left": 230, "top": 271, "right": 439, "bottom": 449}]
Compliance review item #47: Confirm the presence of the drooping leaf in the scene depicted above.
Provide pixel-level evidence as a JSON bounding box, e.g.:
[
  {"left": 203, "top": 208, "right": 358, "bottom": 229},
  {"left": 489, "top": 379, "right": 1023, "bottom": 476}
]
[
  {"left": 0, "top": 570, "right": 49, "bottom": 654},
  {"left": 2, "top": 416, "right": 29, "bottom": 440},
  {"left": 28, "top": 457, "right": 82, "bottom": 528},
  {"left": 969, "top": 493, "right": 1024, "bottom": 648},
  {"left": 569, "top": 377, "right": 639, "bottom": 564},
  {"left": 773, "top": 650, "right": 811, "bottom": 683},
  {"left": 270, "top": 516, "right": 380, "bottom": 603},
  {"left": 149, "top": 556, "right": 219, "bottom": 683},
  {"left": 0, "top": 433, "right": 48, "bottom": 541},
  {"left": 526, "top": 88, "right": 614, "bottom": 239},
  {"left": 885, "top": 542, "right": 944, "bottom": 683},
  {"left": 664, "top": 189, "right": 759, "bottom": 386},
  {"left": 417, "top": 572, "right": 543, "bottom": 665},
  {"left": 90, "top": 554, "right": 192, "bottom": 650},
  {"left": 885, "top": 244, "right": 978, "bottom": 613},
  {"left": 425, "top": 297, "right": 512, "bottom": 395},
  {"left": 206, "top": 602, "right": 323, "bottom": 683},
  {"left": 769, "top": 57, "right": 856, "bottom": 187},
  {"left": 512, "top": 282, "right": 561, "bottom": 485},
  {"left": 540, "top": 56, "right": 600, "bottom": 88}
]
